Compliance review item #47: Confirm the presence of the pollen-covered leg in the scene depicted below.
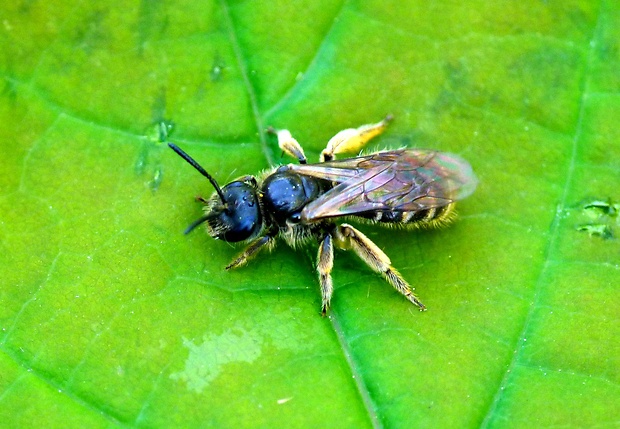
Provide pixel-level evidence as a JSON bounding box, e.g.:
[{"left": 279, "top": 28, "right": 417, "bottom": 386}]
[
  {"left": 268, "top": 127, "right": 307, "bottom": 164},
  {"left": 334, "top": 223, "right": 426, "bottom": 311},
  {"left": 225, "top": 235, "right": 276, "bottom": 270},
  {"left": 317, "top": 234, "right": 334, "bottom": 316},
  {"left": 320, "top": 115, "right": 393, "bottom": 162}
]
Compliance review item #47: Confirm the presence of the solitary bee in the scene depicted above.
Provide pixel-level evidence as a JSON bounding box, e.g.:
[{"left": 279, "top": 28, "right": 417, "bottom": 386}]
[{"left": 169, "top": 116, "right": 477, "bottom": 315}]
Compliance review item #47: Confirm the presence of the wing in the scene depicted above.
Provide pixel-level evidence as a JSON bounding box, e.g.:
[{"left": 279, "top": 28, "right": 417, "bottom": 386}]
[{"left": 286, "top": 149, "right": 477, "bottom": 222}]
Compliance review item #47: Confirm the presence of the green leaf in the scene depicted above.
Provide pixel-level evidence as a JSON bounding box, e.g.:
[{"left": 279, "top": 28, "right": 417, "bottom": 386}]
[{"left": 1, "top": 0, "right": 618, "bottom": 427}]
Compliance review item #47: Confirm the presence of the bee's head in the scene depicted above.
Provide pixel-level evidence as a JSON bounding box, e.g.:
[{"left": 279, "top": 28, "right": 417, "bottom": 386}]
[
  {"left": 201, "top": 180, "right": 261, "bottom": 242},
  {"left": 168, "top": 143, "right": 262, "bottom": 242}
]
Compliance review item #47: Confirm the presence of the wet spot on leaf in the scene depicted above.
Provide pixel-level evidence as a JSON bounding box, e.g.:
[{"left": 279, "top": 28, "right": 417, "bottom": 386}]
[
  {"left": 575, "top": 198, "right": 619, "bottom": 239},
  {"left": 576, "top": 224, "right": 613, "bottom": 239},
  {"left": 582, "top": 199, "right": 619, "bottom": 218},
  {"left": 135, "top": 120, "right": 175, "bottom": 189},
  {"left": 210, "top": 55, "right": 226, "bottom": 82}
]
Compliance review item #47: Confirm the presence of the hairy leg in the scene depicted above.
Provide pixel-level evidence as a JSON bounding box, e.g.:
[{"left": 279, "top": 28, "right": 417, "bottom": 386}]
[
  {"left": 321, "top": 115, "right": 393, "bottom": 162},
  {"left": 334, "top": 223, "right": 426, "bottom": 310},
  {"left": 268, "top": 127, "right": 307, "bottom": 164},
  {"left": 317, "top": 233, "right": 334, "bottom": 315},
  {"left": 226, "top": 235, "right": 276, "bottom": 270}
]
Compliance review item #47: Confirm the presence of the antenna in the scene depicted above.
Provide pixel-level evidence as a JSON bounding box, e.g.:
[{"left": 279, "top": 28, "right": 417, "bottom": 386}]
[
  {"left": 168, "top": 143, "right": 227, "bottom": 204},
  {"left": 183, "top": 214, "right": 214, "bottom": 235}
]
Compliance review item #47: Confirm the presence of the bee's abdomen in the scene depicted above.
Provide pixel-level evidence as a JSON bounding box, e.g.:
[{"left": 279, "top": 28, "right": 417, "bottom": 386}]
[{"left": 358, "top": 203, "right": 455, "bottom": 229}]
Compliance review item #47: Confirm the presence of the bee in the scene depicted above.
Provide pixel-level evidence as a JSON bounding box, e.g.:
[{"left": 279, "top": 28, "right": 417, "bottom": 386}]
[{"left": 169, "top": 116, "right": 477, "bottom": 315}]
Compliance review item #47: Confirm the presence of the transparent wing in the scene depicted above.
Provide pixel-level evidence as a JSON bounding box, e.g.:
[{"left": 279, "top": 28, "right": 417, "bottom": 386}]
[{"left": 286, "top": 149, "right": 477, "bottom": 222}]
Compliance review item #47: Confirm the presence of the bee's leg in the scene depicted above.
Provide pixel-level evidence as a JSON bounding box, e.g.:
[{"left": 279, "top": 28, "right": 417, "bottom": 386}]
[
  {"left": 267, "top": 127, "right": 307, "bottom": 164},
  {"left": 334, "top": 223, "right": 426, "bottom": 310},
  {"left": 317, "top": 233, "right": 334, "bottom": 316},
  {"left": 320, "top": 115, "right": 393, "bottom": 162},
  {"left": 225, "top": 235, "right": 276, "bottom": 270}
]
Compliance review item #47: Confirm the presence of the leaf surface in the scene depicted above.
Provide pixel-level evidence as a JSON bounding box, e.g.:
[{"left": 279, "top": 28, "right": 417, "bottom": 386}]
[{"left": 1, "top": 0, "right": 619, "bottom": 427}]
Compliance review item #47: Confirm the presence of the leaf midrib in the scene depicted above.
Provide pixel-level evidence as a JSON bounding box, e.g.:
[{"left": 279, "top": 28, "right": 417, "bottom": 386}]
[{"left": 219, "top": 1, "right": 381, "bottom": 427}]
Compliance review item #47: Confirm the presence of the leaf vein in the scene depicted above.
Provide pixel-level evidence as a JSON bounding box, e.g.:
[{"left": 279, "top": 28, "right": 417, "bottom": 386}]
[
  {"left": 329, "top": 313, "right": 382, "bottom": 429},
  {"left": 477, "top": 1, "right": 605, "bottom": 426},
  {"left": 264, "top": 0, "right": 349, "bottom": 119},
  {"left": 218, "top": 0, "right": 272, "bottom": 164}
]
